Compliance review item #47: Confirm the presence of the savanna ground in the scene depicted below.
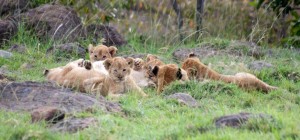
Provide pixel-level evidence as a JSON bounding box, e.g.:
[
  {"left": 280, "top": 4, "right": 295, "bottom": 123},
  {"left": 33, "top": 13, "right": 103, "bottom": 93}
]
[{"left": 1, "top": 1, "right": 300, "bottom": 140}]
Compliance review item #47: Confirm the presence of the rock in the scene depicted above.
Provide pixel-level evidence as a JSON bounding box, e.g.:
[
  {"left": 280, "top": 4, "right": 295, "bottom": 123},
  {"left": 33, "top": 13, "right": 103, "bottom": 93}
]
[
  {"left": 50, "top": 117, "right": 97, "bottom": 133},
  {"left": 86, "top": 24, "right": 127, "bottom": 47},
  {"left": 8, "top": 44, "right": 27, "bottom": 53},
  {"left": 248, "top": 61, "right": 273, "bottom": 71},
  {"left": 0, "top": 81, "right": 122, "bottom": 113},
  {"left": 172, "top": 46, "right": 218, "bottom": 61},
  {"left": 31, "top": 106, "right": 65, "bottom": 123},
  {"left": 229, "top": 41, "right": 265, "bottom": 58},
  {"left": 0, "top": 17, "right": 18, "bottom": 45},
  {"left": 20, "top": 63, "right": 34, "bottom": 69},
  {"left": 18, "top": 4, "right": 84, "bottom": 42},
  {"left": 0, "top": 0, "right": 29, "bottom": 15},
  {"left": 166, "top": 93, "right": 199, "bottom": 107},
  {"left": 0, "top": 50, "right": 13, "bottom": 58},
  {"left": 46, "top": 42, "right": 86, "bottom": 59},
  {"left": 214, "top": 112, "right": 273, "bottom": 128}
]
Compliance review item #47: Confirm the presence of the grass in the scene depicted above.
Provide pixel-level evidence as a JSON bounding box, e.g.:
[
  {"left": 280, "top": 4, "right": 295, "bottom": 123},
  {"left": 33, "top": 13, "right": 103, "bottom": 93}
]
[{"left": 0, "top": 23, "right": 300, "bottom": 140}]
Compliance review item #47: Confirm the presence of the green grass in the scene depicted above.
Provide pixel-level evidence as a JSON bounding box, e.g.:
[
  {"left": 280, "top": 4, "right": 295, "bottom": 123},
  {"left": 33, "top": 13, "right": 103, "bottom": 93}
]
[{"left": 0, "top": 25, "right": 300, "bottom": 140}]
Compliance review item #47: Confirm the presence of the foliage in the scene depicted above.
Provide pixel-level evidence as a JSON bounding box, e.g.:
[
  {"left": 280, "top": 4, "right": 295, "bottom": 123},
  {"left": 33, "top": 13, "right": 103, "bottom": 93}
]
[{"left": 255, "top": 0, "right": 300, "bottom": 46}]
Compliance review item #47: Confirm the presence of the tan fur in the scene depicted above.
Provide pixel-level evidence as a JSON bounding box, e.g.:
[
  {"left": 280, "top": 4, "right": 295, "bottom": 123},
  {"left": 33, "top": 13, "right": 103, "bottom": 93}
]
[
  {"left": 45, "top": 57, "right": 148, "bottom": 97},
  {"left": 88, "top": 44, "right": 118, "bottom": 62},
  {"left": 100, "top": 57, "right": 148, "bottom": 97},
  {"left": 45, "top": 59, "right": 105, "bottom": 94},
  {"left": 181, "top": 54, "right": 277, "bottom": 93},
  {"left": 153, "top": 64, "right": 189, "bottom": 93},
  {"left": 131, "top": 58, "right": 156, "bottom": 88},
  {"left": 143, "top": 54, "right": 165, "bottom": 84}
]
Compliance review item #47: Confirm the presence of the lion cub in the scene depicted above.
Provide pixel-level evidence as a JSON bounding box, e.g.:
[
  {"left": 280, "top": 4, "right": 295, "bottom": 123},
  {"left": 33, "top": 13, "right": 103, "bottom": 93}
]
[
  {"left": 130, "top": 58, "right": 156, "bottom": 88},
  {"left": 88, "top": 44, "right": 118, "bottom": 75},
  {"left": 151, "top": 64, "right": 189, "bottom": 93},
  {"left": 142, "top": 54, "right": 165, "bottom": 85},
  {"left": 182, "top": 53, "right": 277, "bottom": 93},
  {"left": 99, "top": 57, "right": 148, "bottom": 97}
]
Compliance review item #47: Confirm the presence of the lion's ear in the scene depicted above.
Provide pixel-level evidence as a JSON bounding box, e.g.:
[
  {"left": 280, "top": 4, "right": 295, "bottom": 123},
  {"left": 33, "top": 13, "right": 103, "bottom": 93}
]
[
  {"left": 152, "top": 66, "right": 159, "bottom": 76},
  {"left": 109, "top": 46, "right": 118, "bottom": 57},
  {"left": 188, "top": 52, "right": 196, "bottom": 58},
  {"left": 126, "top": 57, "right": 134, "bottom": 68},
  {"left": 88, "top": 44, "right": 94, "bottom": 52},
  {"left": 104, "top": 58, "right": 113, "bottom": 70},
  {"left": 146, "top": 54, "right": 157, "bottom": 62}
]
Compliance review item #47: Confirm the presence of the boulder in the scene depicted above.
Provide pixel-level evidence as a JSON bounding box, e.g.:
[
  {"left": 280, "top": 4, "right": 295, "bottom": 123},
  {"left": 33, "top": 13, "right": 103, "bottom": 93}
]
[
  {"left": 0, "top": 17, "right": 18, "bottom": 45},
  {"left": 214, "top": 112, "right": 273, "bottom": 128},
  {"left": 172, "top": 46, "right": 218, "bottom": 61},
  {"left": 0, "top": 81, "right": 122, "bottom": 113},
  {"left": 46, "top": 42, "right": 86, "bottom": 59},
  {"left": 228, "top": 41, "right": 265, "bottom": 58},
  {"left": 0, "top": 50, "right": 13, "bottom": 58},
  {"left": 248, "top": 61, "right": 273, "bottom": 71},
  {"left": 0, "top": 0, "right": 29, "bottom": 15},
  {"left": 18, "top": 4, "right": 84, "bottom": 42},
  {"left": 50, "top": 117, "right": 97, "bottom": 133},
  {"left": 8, "top": 44, "right": 27, "bottom": 53},
  {"left": 166, "top": 93, "right": 199, "bottom": 107},
  {"left": 86, "top": 24, "right": 127, "bottom": 47},
  {"left": 31, "top": 106, "right": 65, "bottom": 123}
]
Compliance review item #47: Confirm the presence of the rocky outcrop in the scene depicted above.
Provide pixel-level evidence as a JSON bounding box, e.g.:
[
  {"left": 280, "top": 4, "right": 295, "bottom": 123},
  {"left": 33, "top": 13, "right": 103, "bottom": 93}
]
[
  {"left": 0, "top": 81, "right": 122, "bottom": 113},
  {"left": 0, "top": 0, "right": 29, "bottom": 15},
  {"left": 18, "top": 4, "right": 84, "bottom": 42},
  {"left": 0, "top": 17, "right": 18, "bottom": 46},
  {"left": 86, "top": 24, "right": 127, "bottom": 47}
]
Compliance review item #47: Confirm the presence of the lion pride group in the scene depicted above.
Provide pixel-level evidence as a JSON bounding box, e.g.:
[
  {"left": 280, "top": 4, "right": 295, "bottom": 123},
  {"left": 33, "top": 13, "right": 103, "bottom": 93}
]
[{"left": 44, "top": 44, "right": 277, "bottom": 98}]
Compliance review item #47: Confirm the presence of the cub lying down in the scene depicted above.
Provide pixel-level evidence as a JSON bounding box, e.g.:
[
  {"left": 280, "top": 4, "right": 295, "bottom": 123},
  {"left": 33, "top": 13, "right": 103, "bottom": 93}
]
[
  {"left": 181, "top": 53, "right": 277, "bottom": 93},
  {"left": 44, "top": 57, "right": 147, "bottom": 97},
  {"left": 151, "top": 64, "right": 189, "bottom": 93}
]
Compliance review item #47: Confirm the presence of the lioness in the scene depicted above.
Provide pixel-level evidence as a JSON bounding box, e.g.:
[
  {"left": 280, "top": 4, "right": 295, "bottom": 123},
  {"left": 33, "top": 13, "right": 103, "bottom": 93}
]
[{"left": 182, "top": 53, "right": 277, "bottom": 93}]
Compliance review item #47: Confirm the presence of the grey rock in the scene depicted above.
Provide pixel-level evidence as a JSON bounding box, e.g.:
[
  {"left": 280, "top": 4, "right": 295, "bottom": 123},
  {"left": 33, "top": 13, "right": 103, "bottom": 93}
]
[
  {"left": 46, "top": 43, "right": 86, "bottom": 59},
  {"left": 86, "top": 24, "right": 127, "bottom": 47},
  {"left": 0, "top": 0, "right": 29, "bottom": 15},
  {"left": 51, "top": 117, "right": 97, "bottom": 133},
  {"left": 166, "top": 93, "right": 199, "bottom": 107},
  {"left": 172, "top": 46, "right": 218, "bottom": 61},
  {"left": 248, "top": 61, "right": 273, "bottom": 71},
  {"left": 20, "top": 63, "right": 34, "bottom": 69},
  {"left": 229, "top": 41, "right": 265, "bottom": 58},
  {"left": 214, "top": 112, "right": 273, "bottom": 128},
  {"left": 0, "top": 17, "right": 18, "bottom": 45},
  {"left": 8, "top": 44, "right": 27, "bottom": 53},
  {"left": 18, "top": 4, "right": 84, "bottom": 42},
  {"left": 0, "top": 50, "right": 13, "bottom": 58},
  {"left": 0, "top": 81, "right": 122, "bottom": 113}
]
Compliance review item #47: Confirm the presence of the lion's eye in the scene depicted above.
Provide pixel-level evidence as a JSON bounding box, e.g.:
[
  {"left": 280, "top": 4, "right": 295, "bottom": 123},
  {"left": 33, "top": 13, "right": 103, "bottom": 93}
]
[
  {"left": 123, "top": 69, "right": 126, "bottom": 72},
  {"left": 90, "top": 51, "right": 93, "bottom": 53},
  {"left": 114, "top": 69, "right": 118, "bottom": 72}
]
